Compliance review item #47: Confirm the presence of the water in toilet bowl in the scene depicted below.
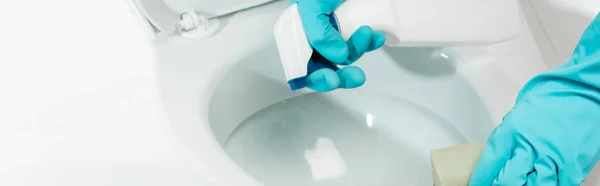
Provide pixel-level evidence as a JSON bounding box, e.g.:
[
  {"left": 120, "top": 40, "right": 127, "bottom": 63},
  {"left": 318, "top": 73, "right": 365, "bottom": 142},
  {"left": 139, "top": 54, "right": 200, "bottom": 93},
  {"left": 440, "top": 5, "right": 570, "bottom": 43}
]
[{"left": 224, "top": 90, "right": 479, "bottom": 186}]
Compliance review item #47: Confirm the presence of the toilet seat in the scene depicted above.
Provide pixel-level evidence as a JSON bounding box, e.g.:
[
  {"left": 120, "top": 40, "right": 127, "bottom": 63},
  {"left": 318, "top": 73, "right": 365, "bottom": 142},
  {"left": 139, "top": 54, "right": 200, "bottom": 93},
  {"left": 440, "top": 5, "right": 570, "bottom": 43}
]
[{"left": 138, "top": 0, "right": 546, "bottom": 185}]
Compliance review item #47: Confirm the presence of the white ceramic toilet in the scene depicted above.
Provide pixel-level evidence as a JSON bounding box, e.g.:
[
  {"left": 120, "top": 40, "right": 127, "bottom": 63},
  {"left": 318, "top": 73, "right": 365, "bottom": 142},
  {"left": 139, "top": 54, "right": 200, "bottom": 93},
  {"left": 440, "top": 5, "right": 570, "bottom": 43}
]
[{"left": 128, "top": 0, "right": 600, "bottom": 185}]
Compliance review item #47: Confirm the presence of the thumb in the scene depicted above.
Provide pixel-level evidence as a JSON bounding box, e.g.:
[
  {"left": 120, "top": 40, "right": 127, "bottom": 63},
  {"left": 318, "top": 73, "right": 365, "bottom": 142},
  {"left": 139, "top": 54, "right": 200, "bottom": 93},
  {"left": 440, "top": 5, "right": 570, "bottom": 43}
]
[
  {"left": 469, "top": 125, "right": 513, "bottom": 185},
  {"left": 297, "top": 0, "right": 348, "bottom": 63}
]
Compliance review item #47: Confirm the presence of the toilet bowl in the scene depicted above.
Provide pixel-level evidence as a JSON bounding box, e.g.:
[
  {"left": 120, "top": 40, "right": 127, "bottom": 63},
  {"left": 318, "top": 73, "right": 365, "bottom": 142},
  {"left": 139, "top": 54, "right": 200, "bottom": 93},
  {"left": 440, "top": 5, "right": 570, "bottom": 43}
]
[{"left": 131, "top": 0, "right": 600, "bottom": 185}]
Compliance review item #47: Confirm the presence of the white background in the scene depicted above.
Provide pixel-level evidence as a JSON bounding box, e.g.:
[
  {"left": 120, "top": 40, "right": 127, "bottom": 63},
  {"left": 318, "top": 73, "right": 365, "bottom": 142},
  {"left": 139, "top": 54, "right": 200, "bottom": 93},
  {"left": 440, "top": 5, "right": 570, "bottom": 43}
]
[{"left": 0, "top": 0, "right": 208, "bottom": 185}]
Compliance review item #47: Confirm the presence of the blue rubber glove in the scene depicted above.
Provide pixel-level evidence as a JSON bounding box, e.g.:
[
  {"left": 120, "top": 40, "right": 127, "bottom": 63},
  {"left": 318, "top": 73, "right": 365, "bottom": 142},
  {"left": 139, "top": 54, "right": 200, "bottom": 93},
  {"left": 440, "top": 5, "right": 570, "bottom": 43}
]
[
  {"left": 470, "top": 13, "right": 600, "bottom": 185},
  {"left": 290, "top": 0, "right": 386, "bottom": 92}
]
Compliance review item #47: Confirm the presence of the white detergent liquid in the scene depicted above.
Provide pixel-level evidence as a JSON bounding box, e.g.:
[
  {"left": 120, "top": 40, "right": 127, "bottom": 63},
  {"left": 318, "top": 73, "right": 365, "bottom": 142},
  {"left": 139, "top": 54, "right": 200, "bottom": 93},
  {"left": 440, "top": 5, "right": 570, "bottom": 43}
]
[
  {"left": 224, "top": 91, "right": 485, "bottom": 186},
  {"left": 304, "top": 137, "right": 346, "bottom": 181}
]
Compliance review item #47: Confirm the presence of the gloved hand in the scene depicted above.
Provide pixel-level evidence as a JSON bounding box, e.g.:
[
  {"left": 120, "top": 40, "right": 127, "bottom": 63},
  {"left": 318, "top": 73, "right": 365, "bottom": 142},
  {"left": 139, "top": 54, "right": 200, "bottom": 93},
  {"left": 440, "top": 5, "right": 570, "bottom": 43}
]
[
  {"left": 290, "top": 0, "right": 386, "bottom": 92},
  {"left": 470, "top": 13, "right": 600, "bottom": 185}
]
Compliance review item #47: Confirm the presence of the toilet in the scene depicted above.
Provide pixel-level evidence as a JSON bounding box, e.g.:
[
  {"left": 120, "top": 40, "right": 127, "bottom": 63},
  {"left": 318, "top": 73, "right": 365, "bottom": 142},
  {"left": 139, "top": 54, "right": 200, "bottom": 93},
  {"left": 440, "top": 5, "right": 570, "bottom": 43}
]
[{"left": 128, "top": 0, "right": 600, "bottom": 185}]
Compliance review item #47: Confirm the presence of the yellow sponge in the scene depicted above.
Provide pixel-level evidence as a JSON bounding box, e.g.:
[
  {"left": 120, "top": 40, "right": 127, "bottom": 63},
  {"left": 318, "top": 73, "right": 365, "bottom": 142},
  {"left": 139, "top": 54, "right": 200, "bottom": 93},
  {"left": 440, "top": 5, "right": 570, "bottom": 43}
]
[{"left": 430, "top": 142, "right": 486, "bottom": 186}]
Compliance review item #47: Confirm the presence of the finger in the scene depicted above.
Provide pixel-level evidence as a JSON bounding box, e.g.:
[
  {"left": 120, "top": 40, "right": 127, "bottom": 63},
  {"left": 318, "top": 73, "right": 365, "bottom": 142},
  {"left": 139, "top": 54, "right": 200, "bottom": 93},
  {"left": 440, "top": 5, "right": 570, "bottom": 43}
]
[
  {"left": 307, "top": 68, "right": 340, "bottom": 92},
  {"left": 492, "top": 147, "right": 534, "bottom": 185},
  {"left": 298, "top": 0, "right": 348, "bottom": 63},
  {"left": 367, "top": 31, "right": 387, "bottom": 52},
  {"left": 469, "top": 125, "right": 514, "bottom": 185},
  {"left": 336, "top": 66, "right": 366, "bottom": 89},
  {"left": 524, "top": 170, "right": 537, "bottom": 186},
  {"left": 526, "top": 155, "right": 558, "bottom": 186},
  {"left": 342, "top": 26, "right": 374, "bottom": 65}
]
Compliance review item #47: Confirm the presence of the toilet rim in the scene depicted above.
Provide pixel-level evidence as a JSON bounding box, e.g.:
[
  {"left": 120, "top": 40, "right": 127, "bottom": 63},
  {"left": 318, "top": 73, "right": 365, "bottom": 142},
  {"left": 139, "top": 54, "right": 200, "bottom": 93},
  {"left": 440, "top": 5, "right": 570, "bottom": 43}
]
[
  {"left": 162, "top": 86, "right": 500, "bottom": 186},
  {"left": 165, "top": 118, "right": 264, "bottom": 186},
  {"left": 143, "top": 1, "right": 520, "bottom": 185},
  {"left": 152, "top": 41, "right": 516, "bottom": 186},
  {"left": 159, "top": 65, "right": 511, "bottom": 186}
]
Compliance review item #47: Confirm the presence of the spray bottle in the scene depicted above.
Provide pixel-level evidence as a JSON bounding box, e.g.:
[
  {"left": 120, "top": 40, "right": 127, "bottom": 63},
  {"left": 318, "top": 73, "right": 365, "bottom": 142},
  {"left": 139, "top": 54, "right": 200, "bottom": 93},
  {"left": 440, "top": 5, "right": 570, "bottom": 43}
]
[{"left": 274, "top": 0, "right": 520, "bottom": 91}]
